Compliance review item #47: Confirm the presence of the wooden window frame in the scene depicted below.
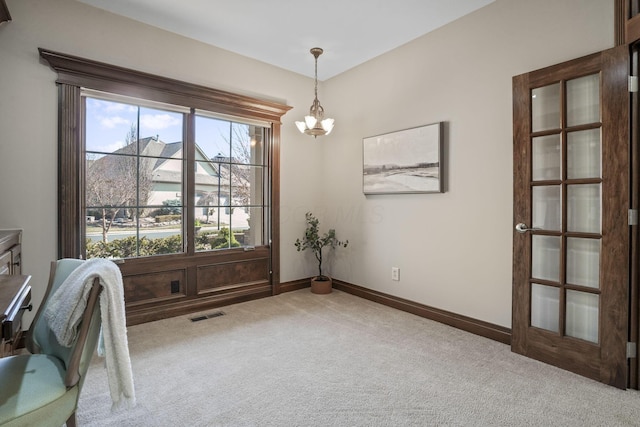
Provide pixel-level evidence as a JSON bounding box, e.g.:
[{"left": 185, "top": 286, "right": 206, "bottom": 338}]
[{"left": 39, "top": 49, "right": 291, "bottom": 322}]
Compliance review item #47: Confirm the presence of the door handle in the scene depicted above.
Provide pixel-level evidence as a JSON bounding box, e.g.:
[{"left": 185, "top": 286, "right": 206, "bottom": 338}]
[{"left": 515, "top": 223, "right": 540, "bottom": 233}]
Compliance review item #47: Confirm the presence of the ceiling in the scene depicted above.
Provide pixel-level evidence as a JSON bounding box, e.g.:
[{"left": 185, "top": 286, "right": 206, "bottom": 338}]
[{"left": 76, "top": 0, "right": 494, "bottom": 81}]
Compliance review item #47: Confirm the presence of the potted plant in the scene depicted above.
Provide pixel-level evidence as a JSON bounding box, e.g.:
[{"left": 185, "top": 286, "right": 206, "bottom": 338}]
[{"left": 295, "top": 212, "right": 348, "bottom": 294}]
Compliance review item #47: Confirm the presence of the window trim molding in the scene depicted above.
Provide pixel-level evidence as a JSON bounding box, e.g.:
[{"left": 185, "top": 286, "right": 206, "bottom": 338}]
[
  {"left": 39, "top": 49, "right": 290, "bottom": 296},
  {"left": 39, "top": 49, "right": 291, "bottom": 123}
]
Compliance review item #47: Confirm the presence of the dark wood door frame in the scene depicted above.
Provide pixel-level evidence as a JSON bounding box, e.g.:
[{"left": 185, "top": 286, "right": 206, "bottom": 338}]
[{"left": 630, "top": 43, "right": 640, "bottom": 390}]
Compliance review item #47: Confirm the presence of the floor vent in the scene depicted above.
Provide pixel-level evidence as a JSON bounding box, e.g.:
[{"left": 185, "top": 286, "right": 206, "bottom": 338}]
[{"left": 190, "top": 311, "right": 225, "bottom": 322}]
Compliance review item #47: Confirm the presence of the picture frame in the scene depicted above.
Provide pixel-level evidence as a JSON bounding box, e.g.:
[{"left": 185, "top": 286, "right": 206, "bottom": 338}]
[{"left": 363, "top": 122, "right": 444, "bottom": 195}]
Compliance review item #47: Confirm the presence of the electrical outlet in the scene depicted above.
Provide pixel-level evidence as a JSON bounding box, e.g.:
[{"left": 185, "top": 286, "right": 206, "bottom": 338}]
[{"left": 391, "top": 267, "right": 400, "bottom": 281}]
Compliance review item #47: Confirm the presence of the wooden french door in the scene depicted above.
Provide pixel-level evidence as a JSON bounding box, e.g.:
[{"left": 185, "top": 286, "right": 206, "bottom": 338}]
[{"left": 512, "top": 45, "right": 630, "bottom": 389}]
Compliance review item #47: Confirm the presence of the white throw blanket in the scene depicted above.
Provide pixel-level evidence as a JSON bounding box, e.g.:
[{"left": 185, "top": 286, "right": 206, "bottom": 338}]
[{"left": 44, "top": 258, "right": 136, "bottom": 409}]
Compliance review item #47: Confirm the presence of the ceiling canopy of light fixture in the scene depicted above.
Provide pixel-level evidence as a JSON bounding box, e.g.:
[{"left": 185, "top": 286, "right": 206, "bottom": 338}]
[{"left": 295, "top": 48, "right": 334, "bottom": 138}]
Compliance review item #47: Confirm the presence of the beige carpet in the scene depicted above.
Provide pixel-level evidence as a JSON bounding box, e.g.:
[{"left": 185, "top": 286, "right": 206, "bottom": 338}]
[{"left": 77, "top": 289, "right": 640, "bottom": 426}]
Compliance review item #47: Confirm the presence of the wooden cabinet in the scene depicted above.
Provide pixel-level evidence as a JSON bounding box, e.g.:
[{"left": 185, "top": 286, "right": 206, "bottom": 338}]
[
  {"left": 0, "top": 230, "right": 28, "bottom": 356},
  {"left": 0, "top": 251, "right": 10, "bottom": 275},
  {"left": 0, "top": 230, "right": 21, "bottom": 275},
  {"left": 0, "top": 275, "right": 31, "bottom": 356},
  {"left": 0, "top": 275, "right": 32, "bottom": 357}
]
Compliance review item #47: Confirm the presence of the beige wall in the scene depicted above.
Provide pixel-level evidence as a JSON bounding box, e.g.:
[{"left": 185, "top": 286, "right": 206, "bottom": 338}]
[
  {"left": 321, "top": 0, "right": 614, "bottom": 327},
  {"left": 0, "top": 0, "right": 322, "bottom": 317},
  {"left": 0, "top": 0, "right": 614, "bottom": 329}
]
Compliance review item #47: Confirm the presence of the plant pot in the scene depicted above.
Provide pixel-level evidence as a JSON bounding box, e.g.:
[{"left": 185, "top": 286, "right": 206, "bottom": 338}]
[{"left": 310, "top": 276, "right": 332, "bottom": 294}]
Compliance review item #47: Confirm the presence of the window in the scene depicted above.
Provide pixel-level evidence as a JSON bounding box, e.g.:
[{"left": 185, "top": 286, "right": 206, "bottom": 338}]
[
  {"left": 194, "top": 115, "right": 269, "bottom": 251},
  {"left": 82, "top": 94, "right": 271, "bottom": 259},
  {"left": 84, "top": 95, "right": 186, "bottom": 258},
  {"left": 40, "top": 48, "right": 291, "bottom": 323}
]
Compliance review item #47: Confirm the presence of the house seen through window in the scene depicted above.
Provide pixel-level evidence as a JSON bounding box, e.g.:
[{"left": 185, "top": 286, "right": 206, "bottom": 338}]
[{"left": 84, "top": 94, "right": 269, "bottom": 259}]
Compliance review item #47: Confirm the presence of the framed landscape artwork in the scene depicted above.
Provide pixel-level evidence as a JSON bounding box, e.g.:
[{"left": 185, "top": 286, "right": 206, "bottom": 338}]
[{"left": 363, "top": 122, "right": 443, "bottom": 194}]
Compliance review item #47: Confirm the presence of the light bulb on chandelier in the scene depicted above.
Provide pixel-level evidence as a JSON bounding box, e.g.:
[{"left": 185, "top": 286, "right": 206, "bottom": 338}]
[{"left": 295, "top": 47, "right": 334, "bottom": 138}]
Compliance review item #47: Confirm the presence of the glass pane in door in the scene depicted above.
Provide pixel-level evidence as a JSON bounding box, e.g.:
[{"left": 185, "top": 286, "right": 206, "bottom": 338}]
[
  {"left": 566, "top": 74, "right": 600, "bottom": 127},
  {"left": 567, "top": 184, "right": 601, "bottom": 233},
  {"left": 566, "top": 290, "right": 599, "bottom": 343},
  {"left": 532, "top": 235, "right": 561, "bottom": 282},
  {"left": 532, "top": 186, "right": 561, "bottom": 231},
  {"left": 532, "top": 83, "right": 561, "bottom": 132},
  {"left": 532, "top": 134, "right": 561, "bottom": 181},
  {"left": 566, "top": 238, "right": 600, "bottom": 289},
  {"left": 567, "top": 129, "right": 601, "bottom": 179},
  {"left": 531, "top": 283, "right": 560, "bottom": 332}
]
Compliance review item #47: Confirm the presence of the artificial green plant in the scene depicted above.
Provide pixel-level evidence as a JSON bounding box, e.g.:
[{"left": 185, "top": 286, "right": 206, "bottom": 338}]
[{"left": 295, "top": 212, "right": 348, "bottom": 279}]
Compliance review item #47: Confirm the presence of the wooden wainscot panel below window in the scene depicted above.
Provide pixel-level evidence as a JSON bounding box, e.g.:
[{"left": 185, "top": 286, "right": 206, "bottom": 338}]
[
  {"left": 123, "top": 269, "right": 186, "bottom": 306},
  {"left": 197, "top": 258, "right": 269, "bottom": 294}
]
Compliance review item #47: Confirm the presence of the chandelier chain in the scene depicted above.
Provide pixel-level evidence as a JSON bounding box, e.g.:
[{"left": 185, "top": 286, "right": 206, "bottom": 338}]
[{"left": 314, "top": 54, "right": 318, "bottom": 100}]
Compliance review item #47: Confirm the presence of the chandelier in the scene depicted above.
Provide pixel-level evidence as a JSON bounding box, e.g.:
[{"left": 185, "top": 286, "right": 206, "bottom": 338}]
[{"left": 295, "top": 47, "right": 335, "bottom": 138}]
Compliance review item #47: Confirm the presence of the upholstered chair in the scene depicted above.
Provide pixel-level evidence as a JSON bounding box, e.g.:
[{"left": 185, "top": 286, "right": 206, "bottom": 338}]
[{"left": 0, "top": 259, "right": 102, "bottom": 427}]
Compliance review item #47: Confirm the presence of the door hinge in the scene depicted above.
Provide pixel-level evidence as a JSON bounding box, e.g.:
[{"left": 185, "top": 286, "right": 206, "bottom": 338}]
[
  {"left": 630, "top": 209, "right": 638, "bottom": 226},
  {"left": 629, "top": 76, "right": 638, "bottom": 93},
  {"left": 628, "top": 342, "right": 637, "bottom": 359}
]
